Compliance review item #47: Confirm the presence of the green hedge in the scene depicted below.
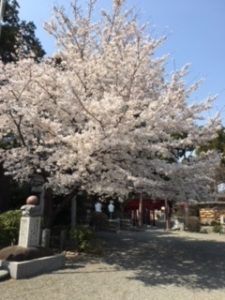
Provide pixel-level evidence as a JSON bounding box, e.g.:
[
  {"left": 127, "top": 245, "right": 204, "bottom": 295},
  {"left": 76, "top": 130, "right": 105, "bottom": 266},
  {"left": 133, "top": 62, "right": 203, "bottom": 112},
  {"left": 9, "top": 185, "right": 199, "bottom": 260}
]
[
  {"left": 0, "top": 210, "right": 21, "bottom": 246},
  {"left": 70, "top": 225, "right": 95, "bottom": 252}
]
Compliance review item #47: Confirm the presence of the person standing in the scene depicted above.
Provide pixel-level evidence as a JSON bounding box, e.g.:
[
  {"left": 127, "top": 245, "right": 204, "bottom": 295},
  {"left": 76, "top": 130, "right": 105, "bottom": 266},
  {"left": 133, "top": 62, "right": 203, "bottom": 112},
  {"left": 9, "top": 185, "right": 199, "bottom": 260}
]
[
  {"left": 95, "top": 201, "right": 102, "bottom": 213},
  {"left": 108, "top": 201, "right": 115, "bottom": 219}
]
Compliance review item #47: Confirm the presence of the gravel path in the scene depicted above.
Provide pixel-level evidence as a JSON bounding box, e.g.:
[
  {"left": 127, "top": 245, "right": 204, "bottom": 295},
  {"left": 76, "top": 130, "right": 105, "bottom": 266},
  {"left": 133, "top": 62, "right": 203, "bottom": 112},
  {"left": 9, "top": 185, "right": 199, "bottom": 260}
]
[{"left": 1, "top": 229, "right": 225, "bottom": 300}]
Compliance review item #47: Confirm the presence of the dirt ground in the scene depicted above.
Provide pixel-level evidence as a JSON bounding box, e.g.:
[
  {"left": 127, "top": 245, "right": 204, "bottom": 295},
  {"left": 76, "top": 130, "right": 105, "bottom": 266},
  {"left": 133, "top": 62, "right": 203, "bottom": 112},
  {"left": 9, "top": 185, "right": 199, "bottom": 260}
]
[{"left": 1, "top": 229, "right": 225, "bottom": 300}]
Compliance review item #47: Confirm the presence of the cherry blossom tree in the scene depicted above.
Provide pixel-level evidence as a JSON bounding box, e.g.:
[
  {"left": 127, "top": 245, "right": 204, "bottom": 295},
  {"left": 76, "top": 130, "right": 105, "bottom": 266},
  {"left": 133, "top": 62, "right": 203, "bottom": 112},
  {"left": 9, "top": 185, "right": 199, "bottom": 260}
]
[{"left": 0, "top": 0, "right": 221, "bottom": 203}]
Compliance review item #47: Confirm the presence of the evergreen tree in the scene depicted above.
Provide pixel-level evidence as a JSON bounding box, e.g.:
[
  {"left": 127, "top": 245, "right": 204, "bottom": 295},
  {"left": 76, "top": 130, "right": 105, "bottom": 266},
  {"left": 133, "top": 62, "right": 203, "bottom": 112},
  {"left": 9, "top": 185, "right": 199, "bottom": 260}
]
[
  {"left": 0, "top": 0, "right": 45, "bottom": 63},
  {"left": 199, "top": 127, "right": 225, "bottom": 182},
  {"left": 199, "top": 128, "right": 225, "bottom": 159}
]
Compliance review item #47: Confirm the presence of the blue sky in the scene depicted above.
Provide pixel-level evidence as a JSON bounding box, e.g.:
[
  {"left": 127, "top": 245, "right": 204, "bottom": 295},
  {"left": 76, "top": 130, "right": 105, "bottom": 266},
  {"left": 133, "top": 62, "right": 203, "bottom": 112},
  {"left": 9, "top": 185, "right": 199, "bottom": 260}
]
[{"left": 19, "top": 0, "right": 225, "bottom": 123}]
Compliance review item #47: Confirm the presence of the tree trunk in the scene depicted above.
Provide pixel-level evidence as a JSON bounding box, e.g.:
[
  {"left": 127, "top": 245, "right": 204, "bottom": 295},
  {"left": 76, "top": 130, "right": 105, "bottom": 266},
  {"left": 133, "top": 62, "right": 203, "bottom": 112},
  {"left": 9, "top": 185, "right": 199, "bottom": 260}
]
[
  {"left": 51, "top": 189, "right": 78, "bottom": 227},
  {"left": 184, "top": 201, "right": 189, "bottom": 229},
  {"left": 71, "top": 195, "right": 77, "bottom": 229},
  {"left": 43, "top": 188, "right": 53, "bottom": 228},
  {"left": 0, "top": 164, "right": 10, "bottom": 212},
  {"left": 165, "top": 199, "right": 170, "bottom": 231}
]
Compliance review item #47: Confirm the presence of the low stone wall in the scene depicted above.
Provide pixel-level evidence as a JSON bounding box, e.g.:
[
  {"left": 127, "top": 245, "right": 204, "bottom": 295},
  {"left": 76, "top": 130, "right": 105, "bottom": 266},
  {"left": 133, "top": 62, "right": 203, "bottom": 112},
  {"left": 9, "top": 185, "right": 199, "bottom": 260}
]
[{"left": 1, "top": 253, "right": 65, "bottom": 279}]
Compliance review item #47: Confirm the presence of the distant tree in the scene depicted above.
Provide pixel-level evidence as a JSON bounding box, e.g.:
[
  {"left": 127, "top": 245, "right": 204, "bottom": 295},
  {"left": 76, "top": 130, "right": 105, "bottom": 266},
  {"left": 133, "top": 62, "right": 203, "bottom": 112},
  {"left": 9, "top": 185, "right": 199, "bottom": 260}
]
[
  {"left": 199, "top": 128, "right": 225, "bottom": 157},
  {"left": 0, "top": 0, "right": 45, "bottom": 211},
  {"left": 0, "top": 0, "right": 45, "bottom": 63},
  {"left": 199, "top": 127, "right": 225, "bottom": 182}
]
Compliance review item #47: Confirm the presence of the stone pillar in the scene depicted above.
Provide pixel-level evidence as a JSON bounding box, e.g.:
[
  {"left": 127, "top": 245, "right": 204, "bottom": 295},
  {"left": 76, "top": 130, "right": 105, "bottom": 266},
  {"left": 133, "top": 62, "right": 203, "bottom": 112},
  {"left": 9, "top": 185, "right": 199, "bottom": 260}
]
[{"left": 18, "top": 195, "right": 42, "bottom": 248}]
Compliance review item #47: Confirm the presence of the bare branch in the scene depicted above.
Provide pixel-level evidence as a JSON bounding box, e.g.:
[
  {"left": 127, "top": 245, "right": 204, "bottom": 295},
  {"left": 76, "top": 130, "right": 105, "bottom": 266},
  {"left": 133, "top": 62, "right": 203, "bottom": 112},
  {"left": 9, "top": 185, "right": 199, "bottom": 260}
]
[
  {"left": 69, "top": 83, "right": 104, "bottom": 129},
  {"left": 8, "top": 110, "right": 27, "bottom": 147}
]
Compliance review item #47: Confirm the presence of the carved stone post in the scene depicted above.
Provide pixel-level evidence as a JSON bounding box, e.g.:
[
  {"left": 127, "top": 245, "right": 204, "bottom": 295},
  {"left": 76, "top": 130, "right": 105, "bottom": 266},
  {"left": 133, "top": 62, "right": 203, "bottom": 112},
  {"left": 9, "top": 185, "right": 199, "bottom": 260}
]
[{"left": 18, "top": 195, "right": 42, "bottom": 248}]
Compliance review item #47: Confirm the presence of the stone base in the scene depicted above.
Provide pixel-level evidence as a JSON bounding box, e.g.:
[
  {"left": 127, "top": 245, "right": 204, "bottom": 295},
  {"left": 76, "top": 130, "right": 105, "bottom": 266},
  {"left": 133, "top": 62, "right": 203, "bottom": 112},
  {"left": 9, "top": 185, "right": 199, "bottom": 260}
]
[
  {"left": 0, "top": 269, "right": 10, "bottom": 281},
  {"left": 0, "top": 246, "right": 53, "bottom": 261},
  {"left": 1, "top": 254, "right": 65, "bottom": 279}
]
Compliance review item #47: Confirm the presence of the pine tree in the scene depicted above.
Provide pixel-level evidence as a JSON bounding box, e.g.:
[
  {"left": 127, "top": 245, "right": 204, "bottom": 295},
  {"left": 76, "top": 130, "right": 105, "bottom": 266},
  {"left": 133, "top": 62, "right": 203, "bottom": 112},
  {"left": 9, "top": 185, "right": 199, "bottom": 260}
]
[{"left": 0, "top": 0, "right": 45, "bottom": 63}]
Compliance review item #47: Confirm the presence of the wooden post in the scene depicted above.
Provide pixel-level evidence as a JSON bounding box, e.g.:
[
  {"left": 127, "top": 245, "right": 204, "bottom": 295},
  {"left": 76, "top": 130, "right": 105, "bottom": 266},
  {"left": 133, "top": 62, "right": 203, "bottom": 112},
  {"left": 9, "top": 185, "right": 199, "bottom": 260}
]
[
  {"left": 184, "top": 201, "right": 189, "bottom": 229},
  {"left": 165, "top": 199, "right": 170, "bottom": 231},
  {"left": 71, "top": 195, "right": 77, "bottom": 229},
  {"left": 138, "top": 193, "right": 143, "bottom": 227},
  {"left": 41, "top": 228, "right": 51, "bottom": 249},
  {"left": 60, "top": 229, "right": 67, "bottom": 251},
  {"left": 39, "top": 187, "right": 45, "bottom": 216}
]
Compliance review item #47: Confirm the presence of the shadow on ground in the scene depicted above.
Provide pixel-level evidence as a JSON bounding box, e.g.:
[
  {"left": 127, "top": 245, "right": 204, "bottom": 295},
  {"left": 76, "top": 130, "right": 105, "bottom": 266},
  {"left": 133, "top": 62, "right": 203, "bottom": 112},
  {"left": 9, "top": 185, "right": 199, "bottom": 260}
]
[{"left": 90, "top": 230, "right": 225, "bottom": 290}]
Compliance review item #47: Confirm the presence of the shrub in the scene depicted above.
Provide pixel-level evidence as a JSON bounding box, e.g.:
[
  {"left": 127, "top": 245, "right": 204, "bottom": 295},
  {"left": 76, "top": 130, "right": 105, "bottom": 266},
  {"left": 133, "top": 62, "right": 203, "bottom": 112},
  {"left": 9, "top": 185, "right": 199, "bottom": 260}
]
[
  {"left": 70, "top": 225, "right": 95, "bottom": 252},
  {"left": 212, "top": 222, "right": 224, "bottom": 234},
  {"left": 186, "top": 216, "right": 200, "bottom": 232},
  {"left": 0, "top": 210, "right": 21, "bottom": 246}
]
